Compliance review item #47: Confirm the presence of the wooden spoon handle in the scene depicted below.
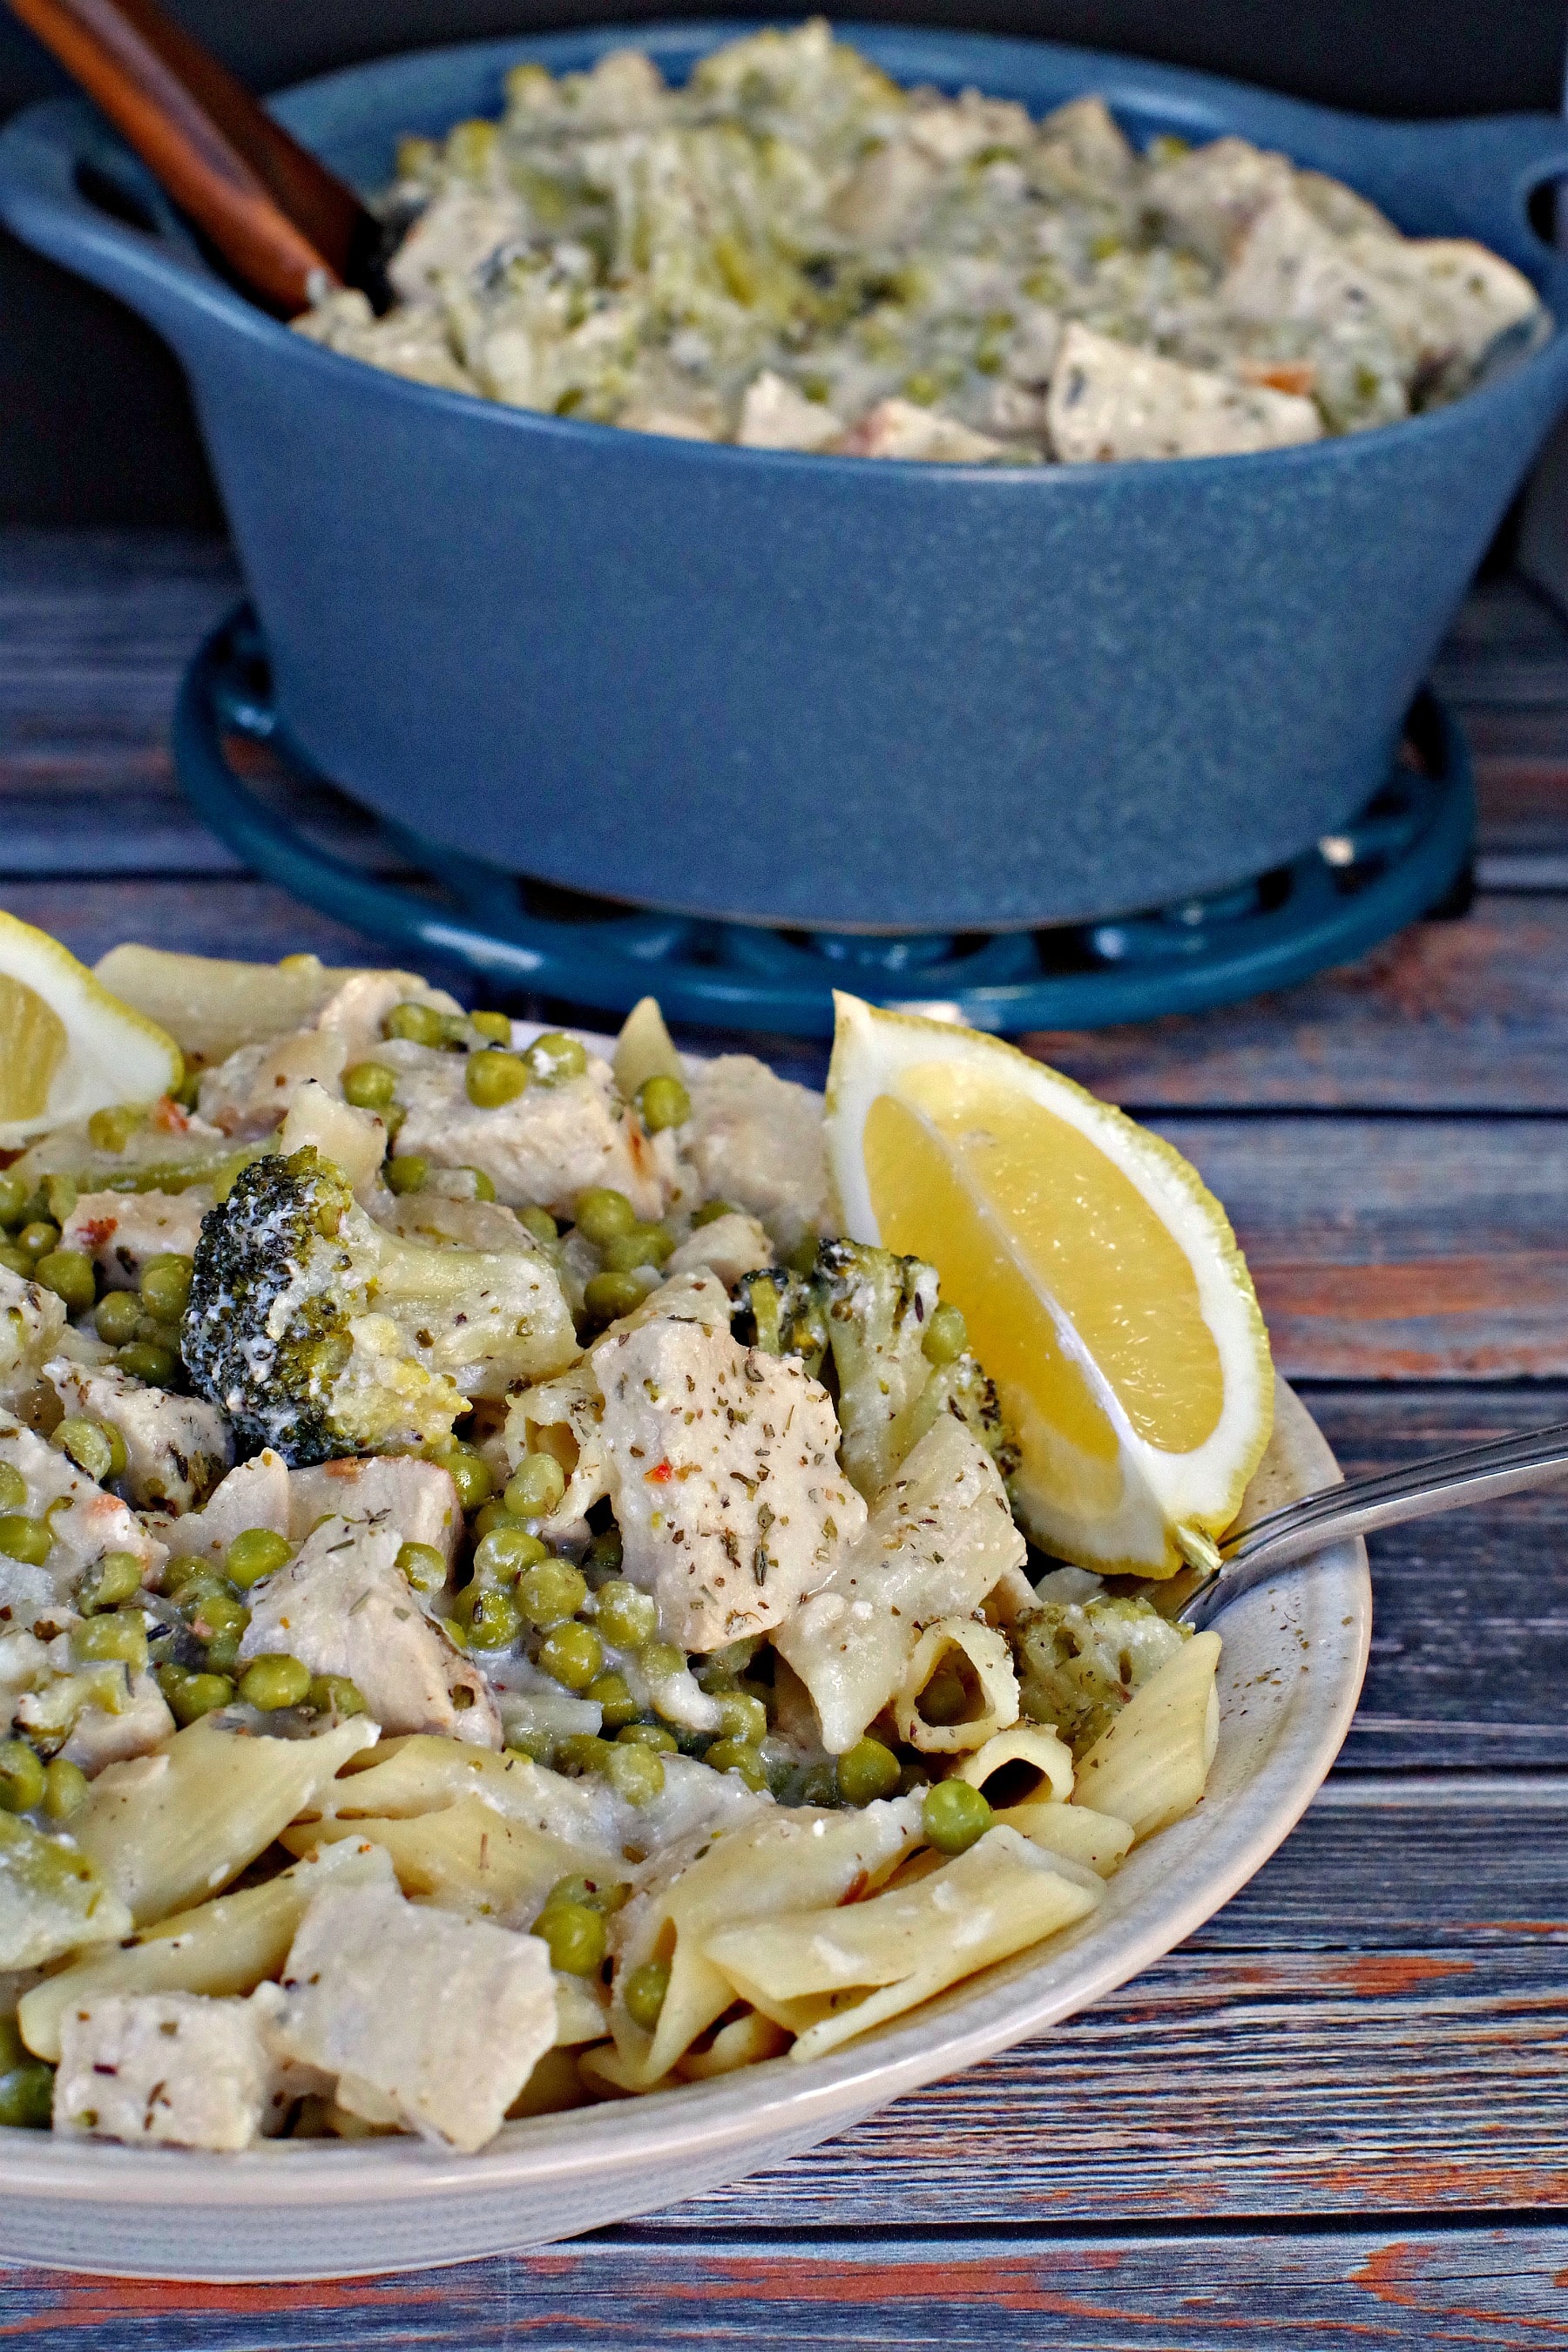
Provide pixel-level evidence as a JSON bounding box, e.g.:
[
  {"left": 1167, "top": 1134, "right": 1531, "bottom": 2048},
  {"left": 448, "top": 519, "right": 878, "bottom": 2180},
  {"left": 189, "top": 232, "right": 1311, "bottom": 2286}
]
[{"left": 6, "top": 0, "right": 377, "bottom": 314}]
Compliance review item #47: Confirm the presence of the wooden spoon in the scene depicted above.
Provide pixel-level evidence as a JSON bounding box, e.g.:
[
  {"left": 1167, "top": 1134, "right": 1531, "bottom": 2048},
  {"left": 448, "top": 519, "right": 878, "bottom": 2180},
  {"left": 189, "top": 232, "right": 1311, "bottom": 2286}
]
[{"left": 5, "top": 0, "right": 389, "bottom": 314}]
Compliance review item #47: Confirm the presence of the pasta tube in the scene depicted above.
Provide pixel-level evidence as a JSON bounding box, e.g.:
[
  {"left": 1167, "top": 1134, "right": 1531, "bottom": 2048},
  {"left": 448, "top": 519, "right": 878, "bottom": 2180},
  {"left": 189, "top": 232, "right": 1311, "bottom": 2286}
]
[
  {"left": 894, "top": 1619, "right": 1020, "bottom": 1754},
  {"left": 705, "top": 1826, "right": 1102, "bottom": 2062},
  {"left": 1071, "top": 1631, "right": 1222, "bottom": 1841},
  {"left": 284, "top": 1795, "right": 612, "bottom": 1926},
  {"left": 71, "top": 1715, "right": 378, "bottom": 1927}
]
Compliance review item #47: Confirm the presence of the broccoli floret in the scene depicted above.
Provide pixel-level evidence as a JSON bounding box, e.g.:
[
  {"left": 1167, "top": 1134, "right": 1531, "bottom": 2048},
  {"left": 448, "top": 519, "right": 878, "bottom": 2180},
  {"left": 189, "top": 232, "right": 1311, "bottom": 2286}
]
[
  {"left": 735, "top": 1239, "right": 1017, "bottom": 1499},
  {"left": 733, "top": 1266, "right": 829, "bottom": 1377},
  {"left": 183, "top": 1146, "right": 577, "bottom": 1464},
  {"left": 1012, "top": 1593, "right": 1186, "bottom": 1758}
]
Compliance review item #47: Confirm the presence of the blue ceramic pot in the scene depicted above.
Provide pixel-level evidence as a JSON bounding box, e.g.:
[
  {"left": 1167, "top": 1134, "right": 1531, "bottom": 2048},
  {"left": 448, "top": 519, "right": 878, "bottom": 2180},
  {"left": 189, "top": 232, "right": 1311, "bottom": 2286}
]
[{"left": 4, "top": 23, "right": 1568, "bottom": 932}]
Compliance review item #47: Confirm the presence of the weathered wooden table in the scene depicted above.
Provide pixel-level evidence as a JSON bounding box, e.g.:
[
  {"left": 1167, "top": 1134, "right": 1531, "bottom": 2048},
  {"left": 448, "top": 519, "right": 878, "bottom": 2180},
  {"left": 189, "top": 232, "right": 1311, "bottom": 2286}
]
[{"left": 4, "top": 528, "right": 1568, "bottom": 2348}]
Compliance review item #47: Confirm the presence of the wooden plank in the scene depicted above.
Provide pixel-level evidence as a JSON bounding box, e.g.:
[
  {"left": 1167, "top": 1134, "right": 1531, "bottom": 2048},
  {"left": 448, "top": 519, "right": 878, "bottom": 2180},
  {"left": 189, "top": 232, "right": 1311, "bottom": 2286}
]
[
  {"left": 1154, "top": 1119, "right": 1568, "bottom": 1381},
  {"left": 1030, "top": 896, "right": 1568, "bottom": 1112},
  {"left": 10, "top": 2225, "right": 1568, "bottom": 2349},
  {"left": 0, "top": 876, "right": 411, "bottom": 977}
]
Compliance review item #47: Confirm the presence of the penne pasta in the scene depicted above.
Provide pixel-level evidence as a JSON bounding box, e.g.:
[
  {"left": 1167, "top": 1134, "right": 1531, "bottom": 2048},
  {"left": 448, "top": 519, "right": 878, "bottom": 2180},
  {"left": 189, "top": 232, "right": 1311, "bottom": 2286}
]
[
  {"left": 1071, "top": 1632, "right": 1222, "bottom": 1841},
  {"left": 993, "top": 1801, "right": 1133, "bottom": 1877},
  {"left": 610, "top": 1799, "right": 923, "bottom": 2085},
  {"left": 71, "top": 1716, "right": 378, "bottom": 1928},
  {"left": 705, "top": 1826, "right": 1103, "bottom": 2062},
  {"left": 283, "top": 1795, "right": 612, "bottom": 1926},
  {"left": 894, "top": 1619, "right": 1021, "bottom": 1754},
  {"left": 954, "top": 1725, "right": 1075, "bottom": 1804}
]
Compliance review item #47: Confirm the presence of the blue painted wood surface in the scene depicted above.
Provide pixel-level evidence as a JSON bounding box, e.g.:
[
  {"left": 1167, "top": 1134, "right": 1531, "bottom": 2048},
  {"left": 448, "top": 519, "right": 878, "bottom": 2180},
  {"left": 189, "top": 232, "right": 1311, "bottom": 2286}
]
[{"left": 4, "top": 532, "right": 1568, "bottom": 2345}]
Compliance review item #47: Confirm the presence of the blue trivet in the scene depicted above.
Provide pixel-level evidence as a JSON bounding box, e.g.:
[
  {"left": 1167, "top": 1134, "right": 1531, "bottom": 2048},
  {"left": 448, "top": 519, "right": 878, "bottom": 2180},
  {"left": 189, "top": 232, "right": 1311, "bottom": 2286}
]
[{"left": 174, "top": 605, "right": 1476, "bottom": 1039}]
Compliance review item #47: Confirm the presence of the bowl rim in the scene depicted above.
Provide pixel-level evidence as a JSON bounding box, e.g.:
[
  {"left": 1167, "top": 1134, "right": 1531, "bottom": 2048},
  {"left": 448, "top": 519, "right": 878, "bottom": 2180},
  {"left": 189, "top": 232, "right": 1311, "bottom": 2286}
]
[{"left": 0, "top": 1375, "right": 1370, "bottom": 2253}]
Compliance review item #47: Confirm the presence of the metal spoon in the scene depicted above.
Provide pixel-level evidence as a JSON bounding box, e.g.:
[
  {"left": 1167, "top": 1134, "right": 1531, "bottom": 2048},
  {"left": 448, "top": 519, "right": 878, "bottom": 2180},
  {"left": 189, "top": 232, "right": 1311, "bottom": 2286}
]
[{"left": 1112, "top": 1419, "right": 1568, "bottom": 1630}]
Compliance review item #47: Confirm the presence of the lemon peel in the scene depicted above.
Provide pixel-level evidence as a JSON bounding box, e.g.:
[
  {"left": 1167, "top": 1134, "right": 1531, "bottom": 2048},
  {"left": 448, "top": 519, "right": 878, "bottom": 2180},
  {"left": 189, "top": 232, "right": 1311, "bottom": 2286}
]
[
  {"left": 823, "top": 991, "right": 1273, "bottom": 1576},
  {"left": 0, "top": 912, "right": 183, "bottom": 1148}
]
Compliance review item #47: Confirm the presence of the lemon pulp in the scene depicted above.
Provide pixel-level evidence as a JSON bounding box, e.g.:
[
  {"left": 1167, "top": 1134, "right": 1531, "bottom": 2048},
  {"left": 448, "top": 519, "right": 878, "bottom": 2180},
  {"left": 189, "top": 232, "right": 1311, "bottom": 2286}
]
[
  {"left": 0, "top": 973, "right": 67, "bottom": 1126},
  {"left": 866, "top": 1061, "right": 1226, "bottom": 1458}
]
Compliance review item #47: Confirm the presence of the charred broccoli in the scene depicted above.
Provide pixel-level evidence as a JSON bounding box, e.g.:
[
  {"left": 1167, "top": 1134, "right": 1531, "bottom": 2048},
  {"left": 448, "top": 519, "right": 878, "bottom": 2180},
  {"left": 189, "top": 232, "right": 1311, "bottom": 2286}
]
[
  {"left": 734, "top": 1237, "right": 1016, "bottom": 1501},
  {"left": 1012, "top": 1592, "right": 1186, "bottom": 1757},
  {"left": 183, "top": 1146, "right": 577, "bottom": 1463}
]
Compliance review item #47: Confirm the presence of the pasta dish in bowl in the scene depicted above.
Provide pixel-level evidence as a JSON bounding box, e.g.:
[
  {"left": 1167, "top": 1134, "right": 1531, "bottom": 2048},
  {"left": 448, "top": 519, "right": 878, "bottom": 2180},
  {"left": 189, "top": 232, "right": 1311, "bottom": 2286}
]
[{"left": 0, "top": 923, "right": 1369, "bottom": 2277}]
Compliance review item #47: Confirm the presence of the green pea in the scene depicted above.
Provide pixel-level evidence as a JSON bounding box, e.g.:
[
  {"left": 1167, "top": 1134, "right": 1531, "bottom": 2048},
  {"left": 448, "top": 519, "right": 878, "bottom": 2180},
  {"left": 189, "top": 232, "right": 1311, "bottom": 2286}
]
[
  {"left": 0, "top": 1245, "right": 30, "bottom": 1277},
  {"left": 395, "top": 1540, "right": 449, "bottom": 1595},
  {"left": 225, "top": 1528, "right": 294, "bottom": 1590},
  {"left": 462, "top": 1586, "right": 523, "bottom": 1650},
  {"left": 470, "top": 1500, "right": 524, "bottom": 1540},
  {"left": 546, "top": 1872, "right": 631, "bottom": 1916},
  {"left": 504, "top": 1454, "right": 567, "bottom": 1519},
  {"left": 555, "top": 1731, "right": 614, "bottom": 1777},
  {"left": 473, "top": 1528, "right": 545, "bottom": 1588},
  {"left": 517, "top": 1205, "right": 557, "bottom": 1244},
  {"left": 703, "top": 1738, "right": 770, "bottom": 1792},
  {"left": 618, "top": 1721, "right": 678, "bottom": 1754},
  {"left": 309, "top": 1675, "right": 367, "bottom": 1718},
  {"left": 713, "top": 1691, "right": 768, "bottom": 1746},
  {"left": 538, "top": 1620, "right": 603, "bottom": 1690},
  {"left": 465, "top": 1049, "right": 528, "bottom": 1109},
  {"left": 17, "top": 1221, "right": 58, "bottom": 1260},
  {"left": 79, "top": 1551, "right": 145, "bottom": 1614},
  {"left": 623, "top": 1957, "right": 670, "bottom": 2032},
  {"left": 599, "top": 1224, "right": 673, "bottom": 1274},
  {"left": 573, "top": 1188, "right": 637, "bottom": 1246},
  {"left": 639, "top": 1639, "right": 685, "bottom": 1685},
  {"left": 584, "top": 1527, "right": 624, "bottom": 1581},
  {"left": 159, "top": 1665, "right": 235, "bottom": 1724},
  {"left": 526, "top": 1032, "right": 588, "bottom": 1086},
  {"left": 505, "top": 1727, "right": 554, "bottom": 1763},
  {"left": 923, "top": 1779, "right": 994, "bottom": 1855},
  {"left": 191, "top": 1589, "right": 249, "bottom": 1644},
  {"left": 0, "top": 2056, "right": 54, "bottom": 2130},
  {"left": 139, "top": 1254, "right": 194, "bottom": 1321},
  {"left": 33, "top": 1248, "right": 95, "bottom": 1315},
  {"left": 691, "top": 1198, "right": 737, "bottom": 1228},
  {"left": 54, "top": 1416, "right": 124, "bottom": 1485},
  {"left": 836, "top": 1736, "right": 901, "bottom": 1806},
  {"left": 594, "top": 1579, "right": 658, "bottom": 1649},
  {"left": 384, "top": 1000, "right": 447, "bottom": 1046},
  {"left": 116, "top": 1341, "right": 178, "bottom": 1388},
  {"left": 469, "top": 1010, "right": 514, "bottom": 1046},
  {"left": 0, "top": 1516, "right": 51, "bottom": 1566},
  {"left": 0, "top": 1464, "right": 24, "bottom": 1515},
  {"left": 587, "top": 1670, "right": 639, "bottom": 1728},
  {"left": 0, "top": 1740, "right": 45, "bottom": 1814},
  {"left": 637, "top": 1075, "right": 690, "bottom": 1133},
  {"left": 605, "top": 1741, "right": 665, "bottom": 1805},
  {"left": 429, "top": 1442, "right": 492, "bottom": 1512},
  {"left": 0, "top": 1171, "right": 29, "bottom": 1227},
  {"left": 517, "top": 1559, "right": 588, "bottom": 1627},
  {"left": 94, "top": 1289, "right": 144, "bottom": 1346},
  {"left": 923, "top": 1301, "right": 969, "bottom": 1367},
  {"left": 42, "top": 1755, "right": 88, "bottom": 1821},
  {"left": 74, "top": 1610, "right": 148, "bottom": 1673},
  {"left": 341, "top": 1060, "right": 397, "bottom": 1111},
  {"left": 86, "top": 1104, "right": 144, "bottom": 1153},
  {"left": 239, "top": 1653, "right": 312, "bottom": 1711},
  {"left": 465, "top": 1167, "right": 497, "bottom": 1201},
  {"left": 583, "top": 1272, "right": 648, "bottom": 1323},
  {"left": 385, "top": 1155, "right": 429, "bottom": 1196},
  {"left": 534, "top": 1899, "right": 606, "bottom": 1975}
]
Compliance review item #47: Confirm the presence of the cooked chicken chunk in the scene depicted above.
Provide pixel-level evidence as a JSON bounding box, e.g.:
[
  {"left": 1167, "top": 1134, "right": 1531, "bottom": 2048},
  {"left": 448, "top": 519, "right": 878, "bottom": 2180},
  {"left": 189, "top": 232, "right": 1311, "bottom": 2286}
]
[
  {"left": 52, "top": 1991, "right": 305, "bottom": 2152},
  {"left": 236, "top": 1517, "right": 502, "bottom": 1747},
  {"left": 679, "top": 1057, "right": 831, "bottom": 1254},
  {"left": 46, "top": 1360, "right": 232, "bottom": 1514},
  {"left": 592, "top": 1315, "right": 863, "bottom": 1652},
  {"left": 1046, "top": 322, "right": 1321, "bottom": 463},
  {"left": 61, "top": 1190, "right": 211, "bottom": 1290},
  {"left": 386, "top": 1044, "right": 662, "bottom": 1218}
]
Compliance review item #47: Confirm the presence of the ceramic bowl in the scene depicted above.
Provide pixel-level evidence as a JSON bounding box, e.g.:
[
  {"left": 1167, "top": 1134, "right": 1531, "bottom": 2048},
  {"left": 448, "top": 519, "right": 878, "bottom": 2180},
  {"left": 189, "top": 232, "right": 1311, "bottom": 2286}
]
[{"left": 0, "top": 1376, "right": 1368, "bottom": 2280}]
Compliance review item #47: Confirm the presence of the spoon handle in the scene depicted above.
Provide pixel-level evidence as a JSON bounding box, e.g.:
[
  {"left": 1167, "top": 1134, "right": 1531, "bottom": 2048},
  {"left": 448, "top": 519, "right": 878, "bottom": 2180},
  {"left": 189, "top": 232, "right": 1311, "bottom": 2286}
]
[
  {"left": 5, "top": 0, "right": 379, "bottom": 313},
  {"left": 1174, "top": 1418, "right": 1568, "bottom": 1628}
]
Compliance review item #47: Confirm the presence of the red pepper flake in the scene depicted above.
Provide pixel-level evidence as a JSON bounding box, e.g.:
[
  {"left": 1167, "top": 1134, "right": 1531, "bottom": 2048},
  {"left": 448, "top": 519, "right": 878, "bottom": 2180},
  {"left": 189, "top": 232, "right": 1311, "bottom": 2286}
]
[{"left": 645, "top": 1459, "right": 674, "bottom": 1484}]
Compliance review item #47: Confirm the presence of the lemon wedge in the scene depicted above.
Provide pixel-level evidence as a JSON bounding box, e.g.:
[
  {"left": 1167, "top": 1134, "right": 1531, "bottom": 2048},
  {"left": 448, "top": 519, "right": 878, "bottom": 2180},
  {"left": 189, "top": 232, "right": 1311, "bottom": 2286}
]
[
  {"left": 0, "top": 912, "right": 183, "bottom": 1148},
  {"left": 823, "top": 991, "right": 1273, "bottom": 1577}
]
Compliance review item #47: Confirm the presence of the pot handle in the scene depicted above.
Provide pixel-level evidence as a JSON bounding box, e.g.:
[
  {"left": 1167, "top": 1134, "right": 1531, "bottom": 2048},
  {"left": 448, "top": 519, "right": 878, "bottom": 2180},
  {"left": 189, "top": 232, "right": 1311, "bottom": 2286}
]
[
  {"left": 0, "top": 95, "right": 262, "bottom": 348},
  {"left": 1374, "top": 112, "right": 1568, "bottom": 310}
]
